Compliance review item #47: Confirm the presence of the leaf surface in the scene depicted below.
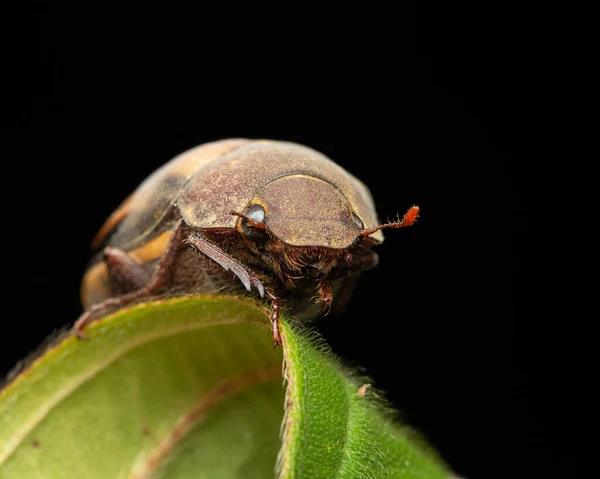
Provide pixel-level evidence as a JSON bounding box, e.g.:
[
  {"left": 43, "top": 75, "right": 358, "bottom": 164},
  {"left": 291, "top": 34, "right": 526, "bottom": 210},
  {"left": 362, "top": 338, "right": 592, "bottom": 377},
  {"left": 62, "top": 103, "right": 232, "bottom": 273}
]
[{"left": 0, "top": 295, "right": 450, "bottom": 479}]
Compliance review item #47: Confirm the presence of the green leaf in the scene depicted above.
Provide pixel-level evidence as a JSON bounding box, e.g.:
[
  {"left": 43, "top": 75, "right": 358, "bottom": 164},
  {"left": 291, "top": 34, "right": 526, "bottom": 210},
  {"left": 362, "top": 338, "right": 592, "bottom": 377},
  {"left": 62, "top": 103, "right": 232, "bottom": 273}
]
[{"left": 0, "top": 295, "right": 451, "bottom": 478}]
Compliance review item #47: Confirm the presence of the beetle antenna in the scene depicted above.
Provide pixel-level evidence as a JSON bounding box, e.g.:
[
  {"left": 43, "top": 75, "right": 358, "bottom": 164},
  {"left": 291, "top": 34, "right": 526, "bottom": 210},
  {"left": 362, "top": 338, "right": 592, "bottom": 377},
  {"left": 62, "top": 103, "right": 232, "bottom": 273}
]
[
  {"left": 360, "top": 205, "right": 420, "bottom": 237},
  {"left": 230, "top": 211, "right": 267, "bottom": 230}
]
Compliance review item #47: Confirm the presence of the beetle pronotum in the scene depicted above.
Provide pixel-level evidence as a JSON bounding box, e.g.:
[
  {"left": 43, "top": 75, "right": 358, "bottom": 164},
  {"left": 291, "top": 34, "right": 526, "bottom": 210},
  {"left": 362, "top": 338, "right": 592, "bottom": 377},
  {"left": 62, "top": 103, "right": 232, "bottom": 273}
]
[{"left": 77, "top": 139, "right": 418, "bottom": 344}]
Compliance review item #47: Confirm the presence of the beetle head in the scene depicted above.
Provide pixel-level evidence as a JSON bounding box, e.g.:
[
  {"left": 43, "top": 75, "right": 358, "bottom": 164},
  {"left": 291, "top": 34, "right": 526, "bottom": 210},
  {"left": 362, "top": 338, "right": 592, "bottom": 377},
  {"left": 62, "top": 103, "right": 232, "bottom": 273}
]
[{"left": 233, "top": 174, "right": 419, "bottom": 280}]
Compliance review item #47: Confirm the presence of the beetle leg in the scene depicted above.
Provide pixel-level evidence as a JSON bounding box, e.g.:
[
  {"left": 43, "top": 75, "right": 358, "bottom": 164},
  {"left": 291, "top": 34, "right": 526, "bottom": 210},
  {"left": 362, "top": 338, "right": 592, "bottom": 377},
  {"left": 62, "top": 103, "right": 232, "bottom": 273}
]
[
  {"left": 313, "top": 281, "right": 333, "bottom": 315},
  {"left": 265, "top": 289, "right": 282, "bottom": 346},
  {"left": 186, "top": 232, "right": 266, "bottom": 298},
  {"left": 74, "top": 220, "right": 186, "bottom": 339},
  {"left": 74, "top": 293, "right": 142, "bottom": 339},
  {"left": 187, "top": 232, "right": 282, "bottom": 345},
  {"left": 104, "top": 247, "right": 152, "bottom": 293}
]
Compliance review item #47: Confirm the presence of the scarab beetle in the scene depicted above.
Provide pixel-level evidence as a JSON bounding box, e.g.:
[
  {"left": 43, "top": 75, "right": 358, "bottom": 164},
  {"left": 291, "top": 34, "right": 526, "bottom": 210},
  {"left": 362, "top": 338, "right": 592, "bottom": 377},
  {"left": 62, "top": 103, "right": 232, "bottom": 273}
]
[{"left": 77, "top": 139, "right": 419, "bottom": 344}]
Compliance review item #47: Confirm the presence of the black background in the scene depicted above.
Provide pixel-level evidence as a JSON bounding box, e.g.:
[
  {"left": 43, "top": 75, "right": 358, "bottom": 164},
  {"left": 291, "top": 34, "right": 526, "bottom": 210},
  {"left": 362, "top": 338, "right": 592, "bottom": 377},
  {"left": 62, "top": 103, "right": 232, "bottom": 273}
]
[{"left": 1, "top": 5, "right": 579, "bottom": 479}]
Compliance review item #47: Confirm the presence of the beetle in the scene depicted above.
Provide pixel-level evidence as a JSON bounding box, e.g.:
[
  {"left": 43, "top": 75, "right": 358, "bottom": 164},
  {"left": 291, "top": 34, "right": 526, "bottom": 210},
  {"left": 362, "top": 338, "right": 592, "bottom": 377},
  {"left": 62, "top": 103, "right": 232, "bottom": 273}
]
[{"left": 76, "top": 139, "right": 419, "bottom": 344}]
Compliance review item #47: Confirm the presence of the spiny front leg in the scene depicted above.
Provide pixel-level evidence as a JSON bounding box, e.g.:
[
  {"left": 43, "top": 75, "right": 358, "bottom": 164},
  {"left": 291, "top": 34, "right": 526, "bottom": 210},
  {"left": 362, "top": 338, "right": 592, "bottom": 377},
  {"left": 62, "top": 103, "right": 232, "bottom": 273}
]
[
  {"left": 186, "top": 232, "right": 282, "bottom": 345},
  {"left": 186, "top": 233, "right": 265, "bottom": 297}
]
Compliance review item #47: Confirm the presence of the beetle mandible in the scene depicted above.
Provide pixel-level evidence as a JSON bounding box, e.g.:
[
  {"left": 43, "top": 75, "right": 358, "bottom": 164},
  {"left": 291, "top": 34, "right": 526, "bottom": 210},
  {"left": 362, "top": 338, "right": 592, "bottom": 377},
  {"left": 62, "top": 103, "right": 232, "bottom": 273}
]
[{"left": 76, "top": 139, "right": 419, "bottom": 344}]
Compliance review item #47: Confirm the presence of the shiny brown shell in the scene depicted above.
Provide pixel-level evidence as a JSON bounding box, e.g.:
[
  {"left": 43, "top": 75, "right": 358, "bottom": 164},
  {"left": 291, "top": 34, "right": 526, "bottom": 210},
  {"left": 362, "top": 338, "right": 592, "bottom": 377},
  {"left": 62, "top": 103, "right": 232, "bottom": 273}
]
[
  {"left": 92, "top": 138, "right": 251, "bottom": 251},
  {"left": 177, "top": 141, "right": 384, "bottom": 247},
  {"left": 94, "top": 139, "right": 384, "bottom": 252}
]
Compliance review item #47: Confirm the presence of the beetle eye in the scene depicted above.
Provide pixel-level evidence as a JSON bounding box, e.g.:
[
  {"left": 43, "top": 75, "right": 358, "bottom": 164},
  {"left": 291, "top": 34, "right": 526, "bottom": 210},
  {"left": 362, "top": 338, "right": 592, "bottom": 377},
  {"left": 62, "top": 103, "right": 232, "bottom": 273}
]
[
  {"left": 352, "top": 213, "right": 364, "bottom": 229},
  {"left": 246, "top": 204, "right": 265, "bottom": 223},
  {"left": 242, "top": 205, "right": 268, "bottom": 245}
]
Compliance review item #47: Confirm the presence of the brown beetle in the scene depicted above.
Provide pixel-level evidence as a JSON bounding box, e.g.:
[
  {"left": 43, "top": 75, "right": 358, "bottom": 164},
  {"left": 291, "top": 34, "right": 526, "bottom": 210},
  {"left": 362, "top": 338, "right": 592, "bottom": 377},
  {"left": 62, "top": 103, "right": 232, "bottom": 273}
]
[{"left": 77, "top": 139, "right": 419, "bottom": 344}]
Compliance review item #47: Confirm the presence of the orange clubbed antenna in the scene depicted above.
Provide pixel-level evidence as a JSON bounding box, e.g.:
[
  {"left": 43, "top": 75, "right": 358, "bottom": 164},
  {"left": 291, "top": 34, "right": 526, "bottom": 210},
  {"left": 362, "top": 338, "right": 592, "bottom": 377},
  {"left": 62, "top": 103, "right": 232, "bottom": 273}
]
[{"left": 360, "top": 205, "right": 420, "bottom": 237}]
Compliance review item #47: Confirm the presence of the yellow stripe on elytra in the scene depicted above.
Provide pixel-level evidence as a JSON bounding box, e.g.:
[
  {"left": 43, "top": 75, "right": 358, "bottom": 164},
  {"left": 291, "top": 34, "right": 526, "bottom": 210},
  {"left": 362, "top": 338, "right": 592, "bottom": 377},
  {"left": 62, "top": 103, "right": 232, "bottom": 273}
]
[
  {"left": 91, "top": 195, "right": 133, "bottom": 250},
  {"left": 80, "top": 263, "right": 110, "bottom": 307},
  {"left": 128, "top": 230, "right": 172, "bottom": 263}
]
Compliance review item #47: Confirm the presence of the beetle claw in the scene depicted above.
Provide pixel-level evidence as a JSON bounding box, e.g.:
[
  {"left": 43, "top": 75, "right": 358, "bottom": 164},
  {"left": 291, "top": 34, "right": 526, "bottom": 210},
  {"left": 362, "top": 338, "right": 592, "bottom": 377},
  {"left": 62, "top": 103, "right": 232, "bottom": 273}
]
[
  {"left": 73, "top": 312, "right": 92, "bottom": 340},
  {"left": 239, "top": 276, "right": 252, "bottom": 292},
  {"left": 74, "top": 327, "right": 89, "bottom": 340},
  {"left": 254, "top": 280, "right": 265, "bottom": 298}
]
